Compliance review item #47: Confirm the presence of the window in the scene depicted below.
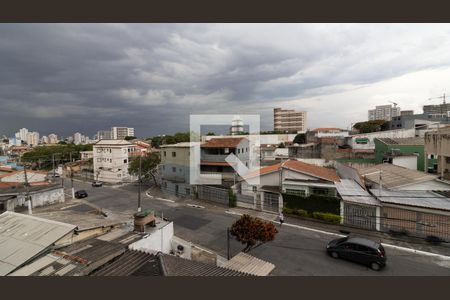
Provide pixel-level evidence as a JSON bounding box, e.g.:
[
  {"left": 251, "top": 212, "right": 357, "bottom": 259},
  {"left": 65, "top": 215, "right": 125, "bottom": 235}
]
[
  {"left": 164, "top": 151, "right": 166, "bottom": 157},
  {"left": 238, "top": 149, "right": 240, "bottom": 154},
  {"left": 172, "top": 152, "right": 176, "bottom": 157},
  {"left": 286, "top": 189, "right": 306, "bottom": 197},
  {"left": 186, "top": 188, "right": 190, "bottom": 195},
  {"left": 124, "top": 159, "right": 127, "bottom": 163},
  {"left": 252, "top": 186, "right": 257, "bottom": 192},
  {"left": 97, "top": 148, "right": 102, "bottom": 153},
  {"left": 172, "top": 167, "right": 176, "bottom": 172}
]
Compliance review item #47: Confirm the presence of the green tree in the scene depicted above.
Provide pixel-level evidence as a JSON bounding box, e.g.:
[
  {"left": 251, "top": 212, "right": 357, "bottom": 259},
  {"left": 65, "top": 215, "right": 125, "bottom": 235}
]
[
  {"left": 293, "top": 133, "right": 306, "bottom": 144},
  {"left": 230, "top": 214, "right": 278, "bottom": 252},
  {"left": 353, "top": 120, "right": 389, "bottom": 133},
  {"left": 128, "top": 153, "right": 161, "bottom": 185},
  {"left": 206, "top": 132, "right": 216, "bottom": 136},
  {"left": 278, "top": 142, "right": 286, "bottom": 148},
  {"left": 124, "top": 136, "right": 137, "bottom": 141}
]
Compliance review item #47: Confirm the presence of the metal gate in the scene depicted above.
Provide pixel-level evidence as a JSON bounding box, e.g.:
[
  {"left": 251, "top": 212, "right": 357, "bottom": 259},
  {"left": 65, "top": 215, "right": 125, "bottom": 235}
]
[
  {"left": 263, "top": 192, "right": 279, "bottom": 213},
  {"left": 236, "top": 193, "right": 254, "bottom": 208},
  {"left": 343, "top": 203, "right": 376, "bottom": 230},
  {"left": 196, "top": 185, "right": 229, "bottom": 205}
]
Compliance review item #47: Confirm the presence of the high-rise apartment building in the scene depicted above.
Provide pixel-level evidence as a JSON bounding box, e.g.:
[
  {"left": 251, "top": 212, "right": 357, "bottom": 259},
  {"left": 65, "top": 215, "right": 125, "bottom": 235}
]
[
  {"left": 16, "top": 128, "right": 29, "bottom": 142},
  {"left": 368, "top": 104, "right": 401, "bottom": 121},
  {"left": 73, "top": 132, "right": 82, "bottom": 145},
  {"left": 230, "top": 115, "right": 244, "bottom": 135},
  {"left": 273, "top": 108, "right": 307, "bottom": 133},
  {"left": 423, "top": 103, "right": 450, "bottom": 117},
  {"left": 26, "top": 131, "right": 39, "bottom": 147},
  {"left": 111, "top": 127, "right": 135, "bottom": 140},
  {"left": 97, "top": 130, "right": 112, "bottom": 140},
  {"left": 48, "top": 134, "right": 58, "bottom": 144}
]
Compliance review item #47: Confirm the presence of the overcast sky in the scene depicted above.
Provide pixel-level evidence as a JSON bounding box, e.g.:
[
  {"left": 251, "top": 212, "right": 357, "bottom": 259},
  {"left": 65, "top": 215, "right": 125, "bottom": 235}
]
[{"left": 2, "top": 23, "right": 450, "bottom": 138}]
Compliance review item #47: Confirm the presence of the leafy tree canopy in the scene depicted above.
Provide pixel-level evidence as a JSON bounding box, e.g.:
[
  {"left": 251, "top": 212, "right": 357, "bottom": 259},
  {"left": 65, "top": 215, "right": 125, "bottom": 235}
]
[
  {"left": 124, "top": 136, "right": 137, "bottom": 141},
  {"left": 230, "top": 214, "right": 278, "bottom": 252},
  {"left": 150, "top": 131, "right": 199, "bottom": 148},
  {"left": 353, "top": 120, "right": 389, "bottom": 133},
  {"left": 128, "top": 153, "right": 161, "bottom": 185},
  {"left": 293, "top": 133, "right": 306, "bottom": 144},
  {"left": 21, "top": 144, "right": 94, "bottom": 168}
]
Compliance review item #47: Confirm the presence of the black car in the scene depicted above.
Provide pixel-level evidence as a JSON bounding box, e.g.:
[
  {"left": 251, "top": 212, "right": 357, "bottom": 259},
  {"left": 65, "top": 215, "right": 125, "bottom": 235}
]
[
  {"left": 74, "top": 190, "right": 88, "bottom": 199},
  {"left": 92, "top": 181, "right": 103, "bottom": 187},
  {"left": 326, "top": 237, "right": 386, "bottom": 271}
]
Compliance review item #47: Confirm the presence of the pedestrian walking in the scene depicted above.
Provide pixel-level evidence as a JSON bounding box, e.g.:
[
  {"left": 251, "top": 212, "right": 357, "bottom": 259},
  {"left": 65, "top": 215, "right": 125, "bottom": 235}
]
[{"left": 279, "top": 212, "right": 284, "bottom": 226}]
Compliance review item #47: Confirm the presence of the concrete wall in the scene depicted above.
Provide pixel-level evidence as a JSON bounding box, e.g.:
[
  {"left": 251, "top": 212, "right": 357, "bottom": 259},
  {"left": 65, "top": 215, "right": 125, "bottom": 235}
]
[
  {"left": 128, "top": 222, "right": 174, "bottom": 253},
  {"left": 392, "top": 156, "right": 418, "bottom": 170}
]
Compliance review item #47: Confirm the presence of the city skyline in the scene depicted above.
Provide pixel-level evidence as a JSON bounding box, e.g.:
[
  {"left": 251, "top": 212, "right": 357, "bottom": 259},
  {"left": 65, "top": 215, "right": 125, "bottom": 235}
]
[{"left": 2, "top": 24, "right": 450, "bottom": 137}]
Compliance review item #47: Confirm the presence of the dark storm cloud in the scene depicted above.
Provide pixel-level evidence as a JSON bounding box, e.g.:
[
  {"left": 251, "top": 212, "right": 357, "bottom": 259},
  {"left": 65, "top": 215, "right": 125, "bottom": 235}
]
[{"left": 2, "top": 24, "right": 450, "bottom": 138}]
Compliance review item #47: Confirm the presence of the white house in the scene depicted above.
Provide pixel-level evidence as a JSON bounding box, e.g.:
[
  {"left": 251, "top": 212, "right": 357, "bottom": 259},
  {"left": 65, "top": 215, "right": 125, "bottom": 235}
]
[
  {"left": 235, "top": 159, "right": 341, "bottom": 213},
  {"left": 93, "top": 140, "right": 137, "bottom": 183}
]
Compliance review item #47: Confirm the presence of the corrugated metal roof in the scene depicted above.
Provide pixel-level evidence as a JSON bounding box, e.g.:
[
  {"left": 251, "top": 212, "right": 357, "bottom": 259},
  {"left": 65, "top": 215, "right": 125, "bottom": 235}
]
[
  {"left": 91, "top": 250, "right": 252, "bottom": 276},
  {"left": 335, "top": 179, "right": 380, "bottom": 206},
  {"left": 0, "top": 211, "right": 76, "bottom": 276},
  {"left": 370, "top": 189, "right": 450, "bottom": 211},
  {"left": 9, "top": 229, "right": 142, "bottom": 276},
  {"left": 222, "top": 252, "right": 275, "bottom": 276},
  {"left": 359, "top": 163, "right": 437, "bottom": 189}
]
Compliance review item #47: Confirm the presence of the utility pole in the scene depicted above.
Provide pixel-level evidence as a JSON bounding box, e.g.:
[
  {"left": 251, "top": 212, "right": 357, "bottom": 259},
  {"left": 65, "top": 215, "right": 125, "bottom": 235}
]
[
  {"left": 23, "top": 165, "right": 32, "bottom": 215},
  {"left": 70, "top": 166, "right": 75, "bottom": 199},
  {"left": 138, "top": 155, "right": 142, "bottom": 212},
  {"left": 52, "top": 153, "right": 56, "bottom": 178},
  {"left": 227, "top": 227, "right": 231, "bottom": 260}
]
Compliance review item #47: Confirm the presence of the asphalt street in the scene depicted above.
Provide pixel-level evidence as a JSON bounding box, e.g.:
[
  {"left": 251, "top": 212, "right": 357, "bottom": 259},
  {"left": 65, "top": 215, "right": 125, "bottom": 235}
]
[{"left": 64, "top": 180, "right": 450, "bottom": 276}]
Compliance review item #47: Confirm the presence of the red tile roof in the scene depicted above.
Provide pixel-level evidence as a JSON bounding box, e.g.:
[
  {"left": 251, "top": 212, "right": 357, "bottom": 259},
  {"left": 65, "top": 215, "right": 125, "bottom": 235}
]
[
  {"left": 202, "top": 138, "right": 245, "bottom": 148},
  {"left": 243, "top": 159, "right": 340, "bottom": 182},
  {"left": 283, "top": 160, "right": 340, "bottom": 182}
]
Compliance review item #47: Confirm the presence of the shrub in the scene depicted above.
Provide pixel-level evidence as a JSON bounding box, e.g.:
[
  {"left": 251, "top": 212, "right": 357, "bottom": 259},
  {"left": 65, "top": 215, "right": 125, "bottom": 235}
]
[
  {"left": 294, "top": 209, "right": 308, "bottom": 217},
  {"left": 311, "top": 212, "right": 341, "bottom": 224},
  {"left": 282, "top": 207, "right": 294, "bottom": 214},
  {"left": 228, "top": 190, "right": 237, "bottom": 208}
]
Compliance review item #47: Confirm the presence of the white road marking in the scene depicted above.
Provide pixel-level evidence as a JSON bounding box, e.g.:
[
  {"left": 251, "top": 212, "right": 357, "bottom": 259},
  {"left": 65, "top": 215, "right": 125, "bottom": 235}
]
[
  {"left": 60, "top": 204, "right": 79, "bottom": 210},
  {"left": 145, "top": 192, "right": 175, "bottom": 203},
  {"left": 225, "top": 210, "right": 450, "bottom": 261}
]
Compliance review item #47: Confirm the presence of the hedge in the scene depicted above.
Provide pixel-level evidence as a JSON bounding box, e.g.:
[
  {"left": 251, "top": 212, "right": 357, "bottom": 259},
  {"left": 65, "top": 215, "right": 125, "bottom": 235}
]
[
  {"left": 282, "top": 207, "right": 308, "bottom": 217},
  {"left": 311, "top": 212, "right": 341, "bottom": 224},
  {"left": 282, "top": 193, "right": 340, "bottom": 215}
]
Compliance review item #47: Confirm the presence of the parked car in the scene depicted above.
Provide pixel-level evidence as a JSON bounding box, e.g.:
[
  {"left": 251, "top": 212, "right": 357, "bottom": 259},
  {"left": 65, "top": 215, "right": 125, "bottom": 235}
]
[
  {"left": 48, "top": 172, "right": 60, "bottom": 178},
  {"left": 326, "top": 237, "right": 386, "bottom": 271},
  {"left": 74, "top": 190, "right": 88, "bottom": 199},
  {"left": 92, "top": 181, "right": 103, "bottom": 187}
]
